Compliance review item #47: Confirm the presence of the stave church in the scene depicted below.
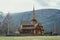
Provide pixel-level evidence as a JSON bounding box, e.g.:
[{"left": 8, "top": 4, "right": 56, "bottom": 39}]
[{"left": 19, "top": 6, "right": 44, "bottom": 35}]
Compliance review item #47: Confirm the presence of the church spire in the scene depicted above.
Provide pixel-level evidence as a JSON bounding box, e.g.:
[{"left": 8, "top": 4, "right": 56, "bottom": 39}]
[
  {"left": 31, "top": 5, "right": 37, "bottom": 23},
  {"left": 32, "top": 5, "right": 35, "bottom": 19}
]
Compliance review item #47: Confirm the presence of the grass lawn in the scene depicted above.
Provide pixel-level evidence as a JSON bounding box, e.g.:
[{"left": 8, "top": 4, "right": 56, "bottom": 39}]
[{"left": 0, "top": 36, "right": 60, "bottom": 40}]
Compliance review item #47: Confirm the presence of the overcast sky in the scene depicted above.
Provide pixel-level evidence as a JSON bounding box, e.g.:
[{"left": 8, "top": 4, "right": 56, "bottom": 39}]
[
  {"left": 36, "top": 0, "right": 60, "bottom": 8},
  {"left": 0, "top": 0, "right": 60, "bottom": 14}
]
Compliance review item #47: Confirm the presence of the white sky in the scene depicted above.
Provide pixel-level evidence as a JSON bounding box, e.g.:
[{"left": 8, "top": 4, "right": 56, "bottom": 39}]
[
  {"left": 36, "top": 0, "right": 60, "bottom": 9},
  {"left": 0, "top": 0, "right": 60, "bottom": 14},
  {"left": 0, "top": 0, "right": 42, "bottom": 14}
]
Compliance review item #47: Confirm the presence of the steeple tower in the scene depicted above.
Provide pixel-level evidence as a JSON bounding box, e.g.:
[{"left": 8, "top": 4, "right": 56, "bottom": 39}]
[
  {"left": 31, "top": 5, "right": 37, "bottom": 24},
  {"left": 32, "top": 5, "right": 35, "bottom": 19}
]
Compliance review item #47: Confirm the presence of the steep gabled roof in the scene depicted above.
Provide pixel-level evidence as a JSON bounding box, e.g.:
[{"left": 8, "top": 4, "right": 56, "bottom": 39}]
[
  {"left": 20, "top": 20, "right": 36, "bottom": 29},
  {"left": 21, "top": 21, "right": 33, "bottom": 25}
]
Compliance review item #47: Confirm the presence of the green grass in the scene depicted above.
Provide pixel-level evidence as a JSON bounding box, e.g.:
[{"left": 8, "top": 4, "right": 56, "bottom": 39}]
[{"left": 0, "top": 36, "right": 60, "bottom": 40}]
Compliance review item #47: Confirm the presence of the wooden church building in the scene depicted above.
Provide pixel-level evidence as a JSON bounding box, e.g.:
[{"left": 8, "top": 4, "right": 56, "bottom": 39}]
[{"left": 19, "top": 6, "right": 44, "bottom": 35}]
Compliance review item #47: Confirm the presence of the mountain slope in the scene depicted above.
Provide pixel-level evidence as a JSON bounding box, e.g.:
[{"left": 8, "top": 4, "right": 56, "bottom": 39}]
[{"left": 9, "top": 9, "right": 60, "bottom": 32}]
